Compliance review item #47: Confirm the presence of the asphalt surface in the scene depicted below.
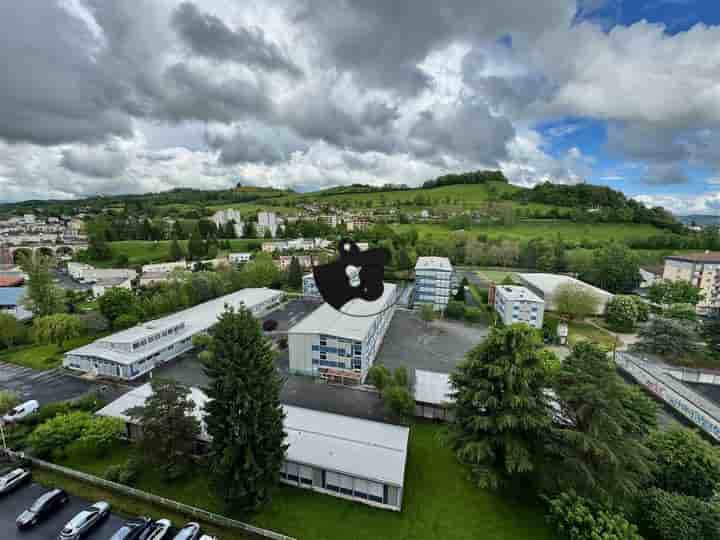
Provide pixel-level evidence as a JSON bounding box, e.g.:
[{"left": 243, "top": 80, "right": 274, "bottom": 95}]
[
  {"left": 260, "top": 298, "right": 320, "bottom": 332},
  {"left": 0, "top": 481, "right": 123, "bottom": 540},
  {"left": 0, "top": 362, "right": 94, "bottom": 405}
]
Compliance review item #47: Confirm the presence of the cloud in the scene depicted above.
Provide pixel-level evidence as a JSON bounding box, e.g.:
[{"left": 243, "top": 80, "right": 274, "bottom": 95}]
[
  {"left": 60, "top": 146, "right": 129, "bottom": 178},
  {"left": 641, "top": 163, "right": 690, "bottom": 185},
  {"left": 171, "top": 2, "right": 302, "bottom": 77},
  {"left": 635, "top": 191, "right": 720, "bottom": 215}
]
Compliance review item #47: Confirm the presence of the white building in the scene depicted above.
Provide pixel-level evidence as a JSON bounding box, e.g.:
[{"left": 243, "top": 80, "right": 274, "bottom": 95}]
[
  {"left": 228, "top": 252, "right": 252, "bottom": 264},
  {"left": 493, "top": 285, "right": 545, "bottom": 329},
  {"left": 413, "top": 257, "right": 455, "bottom": 311},
  {"left": 64, "top": 288, "right": 283, "bottom": 380},
  {"left": 663, "top": 253, "right": 720, "bottom": 316},
  {"left": 97, "top": 387, "right": 409, "bottom": 511},
  {"left": 0, "top": 287, "right": 32, "bottom": 321},
  {"left": 91, "top": 276, "right": 133, "bottom": 298},
  {"left": 67, "top": 263, "right": 136, "bottom": 285},
  {"left": 303, "top": 273, "right": 321, "bottom": 298},
  {"left": 414, "top": 369, "right": 453, "bottom": 421},
  {"left": 211, "top": 209, "right": 244, "bottom": 237},
  {"left": 277, "top": 255, "right": 313, "bottom": 270},
  {"left": 516, "top": 273, "right": 613, "bottom": 315},
  {"left": 141, "top": 261, "right": 188, "bottom": 274},
  {"left": 262, "top": 238, "right": 330, "bottom": 253},
  {"left": 257, "top": 211, "right": 280, "bottom": 238},
  {"left": 288, "top": 283, "right": 397, "bottom": 384}
]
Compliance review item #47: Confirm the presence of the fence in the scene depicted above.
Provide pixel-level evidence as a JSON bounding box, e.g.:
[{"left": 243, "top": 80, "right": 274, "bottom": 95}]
[
  {"left": 615, "top": 352, "right": 720, "bottom": 442},
  {"left": 5, "top": 450, "right": 295, "bottom": 540}
]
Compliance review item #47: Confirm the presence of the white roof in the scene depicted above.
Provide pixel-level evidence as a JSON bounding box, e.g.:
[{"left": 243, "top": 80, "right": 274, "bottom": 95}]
[
  {"left": 414, "top": 370, "right": 453, "bottom": 405},
  {"left": 288, "top": 283, "right": 397, "bottom": 341},
  {"left": 415, "top": 256, "right": 453, "bottom": 272},
  {"left": 517, "top": 273, "right": 613, "bottom": 299},
  {"left": 495, "top": 285, "right": 544, "bottom": 304},
  {"left": 97, "top": 387, "right": 409, "bottom": 486},
  {"left": 67, "top": 288, "right": 282, "bottom": 365}
]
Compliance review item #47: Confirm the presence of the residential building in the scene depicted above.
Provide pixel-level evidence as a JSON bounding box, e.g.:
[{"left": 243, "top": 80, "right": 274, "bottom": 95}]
[
  {"left": 228, "top": 252, "right": 252, "bottom": 264},
  {"left": 663, "top": 252, "right": 720, "bottom": 315},
  {"left": 318, "top": 214, "right": 339, "bottom": 228},
  {"left": 303, "top": 273, "right": 321, "bottom": 298},
  {"left": 262, "top": 238, "right": 330, "bottom": 253},
  {"left": 517, "top": 273, "right": 613, "bottom": 315},
  {"left": 344, "top": 215, "right": 370, "bottom": 232},
  {"left": 0, "top": 287, "right": 31, "bottom": 321},
  {"left": 257, "top": 211, "right": 281, "bottom": 238},
  {"left": 413, "top": 257, "right": 455, "bottom": 311},
  {"left": 277, "top": 255, "right": 313, "bottom": 270},
  {"left": 210, "top": 209, "right": 244, "bottom": 237},
  {"left": 64, "top": 288, "right": 283, "bottom": 380},
  {"left": 493, "top": 285, "right": 545, "bottom": 329},
  {"left": 288, "top": 283, "right": 397, "bottom": 384},
  {"left": 97, "top": 388, "right": 408, "bottom": 511}
]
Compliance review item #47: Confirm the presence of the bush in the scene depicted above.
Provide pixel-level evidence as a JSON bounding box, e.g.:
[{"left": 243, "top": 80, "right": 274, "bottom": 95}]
[
  {"left": 547, "top": 492, "right": 642, "bottom": 540},
  {"left": 446, "top": 301, "right": 465, "bottom": 320},
  {"left": 638, "top": 488, "right": 720, "bottom": 540},
  {"left": 463, "top": 307, "right": 484, "bottom": 323},
  {"left": 543, "top": 318, "right": 559, "bottom": 344},
  {"left": 606, "top": 295, "right": 640, "bottom": 331},
  {"left": 105, "top": 457, "right": 141, "bottom": 486}
]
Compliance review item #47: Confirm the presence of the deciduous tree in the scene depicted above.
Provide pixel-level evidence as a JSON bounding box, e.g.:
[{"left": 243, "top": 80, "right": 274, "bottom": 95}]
[
  {"left": 32, "top": 314, "right": 83, "bottom": 349},
  {"left": 636, "top": 317, "right": 700, "bottom": 360},
  {"left": 20, "top": 253, "right": 64, "bottom": 317},
  {"left": 555, "top": 282, "right": 600, "bottom": 321}
]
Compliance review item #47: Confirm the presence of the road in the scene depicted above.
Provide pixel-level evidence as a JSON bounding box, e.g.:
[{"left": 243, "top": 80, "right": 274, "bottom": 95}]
[
  {"left": 0, "top": 481, "right": 123, "bottom": 540},
  {"left": 0, "top": 362, "right": 94, "bottom": 405}
]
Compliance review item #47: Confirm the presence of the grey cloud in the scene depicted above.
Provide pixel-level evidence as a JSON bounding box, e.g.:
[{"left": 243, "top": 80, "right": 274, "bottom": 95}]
[
  {"left": 171, "top": 2, "right": 302, "bottom": 77},
  {"left": 642, "top": 163, "right": 689, "bottom": 185},
  {"left": 60, "top": 147, "right": 129, "bottom": 178},
  {"left": 607, "top": 122, "right": 689, "bottom": 163},
  {"left": 207, "top": 124, "right": 309, "bottom": 165}
]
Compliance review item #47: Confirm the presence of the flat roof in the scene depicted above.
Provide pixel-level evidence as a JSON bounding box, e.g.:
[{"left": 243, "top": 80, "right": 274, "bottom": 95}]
[
  {"left": 288, "top": 283, "right": 396, "bottom": 342},
  {"left": 414, "top": 369, "right": 453, "bottom": 405},
  {"left": 496, "top": 285, "right": 544, "bottom": 303},
  {"left": 97, "top": 385, "right": 409, "bottom": 486},
  {"left": 666, "top": 252, "right": 720, "bottom": 264},
  {"left": 415, "top": 256, "right": 453, "bottom": 271},
  {"left": 67, "top": 288, "right": 283, "bottom": 365},
  {"left": 517, "top": 273, "right": 613, "bottom": 299},
  {"left": 0, "top": 287, "right": 25, "bottom": 306}
]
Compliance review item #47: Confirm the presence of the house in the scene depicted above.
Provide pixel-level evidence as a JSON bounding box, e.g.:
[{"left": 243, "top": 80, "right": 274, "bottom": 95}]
[
  {"left": 228, "top": 252, "right": 252, "bottom": 264},
  {"left": 516, "top": 273, "right": 613, "bottom": 315},
  {"left": 493, "top": 285, "right": 545, "bottom": 329},
  {"left": 277, "top": 255, "right": 313, "bottom": 270},
  {"left": 663, "top": 252, "right": 720, "bottom": 315},
  {"left": 288, "top": 283, "right": 397, "bottom": 384},
  {"left": 64, "top": 288, "right": 284, "bottom": 380},
  {"left": 413, "top": 257, "right": 456, "bottom": 311},
  {"left": 96, "top": 386, "right": 409, "bottom": 511}
]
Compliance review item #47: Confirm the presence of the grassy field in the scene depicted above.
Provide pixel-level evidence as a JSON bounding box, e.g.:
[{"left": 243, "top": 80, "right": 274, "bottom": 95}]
[
  {"left": 477, "top": 268, "right": 519, "bottom": 283},
  {"left": 0, "top": 333, "right": 101, "bottom": 370},
  {"left": 51, "top": 422, "right": 551, "bottom": 540},
  {"left": 545, "top": 314, "right": 618, "bottom": 351},
  {"left": 93, "top": 239, "right": 261, "bottom": 267}
]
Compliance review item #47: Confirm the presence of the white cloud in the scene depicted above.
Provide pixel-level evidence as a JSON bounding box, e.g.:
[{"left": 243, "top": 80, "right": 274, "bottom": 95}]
[{"left": 634, "top": 191, "right": 720, "bottom": 215}]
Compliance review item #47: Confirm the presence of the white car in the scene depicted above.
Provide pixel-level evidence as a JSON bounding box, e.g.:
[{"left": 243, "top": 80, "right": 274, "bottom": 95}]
[
  {"left": 140, "top": 519, "right": 172, "bottom": 540},
  {"left": 0, "top": 468, "right": 31, "bottom": 494},
  {"left": 3, "top": 400, "right": 39, "bottom": 423},
  {"left": 198, "top": 536, "right": 217, "bottom": 540},
  {"left": 58, "top": 501, "right": 110, "bottom": 540}
]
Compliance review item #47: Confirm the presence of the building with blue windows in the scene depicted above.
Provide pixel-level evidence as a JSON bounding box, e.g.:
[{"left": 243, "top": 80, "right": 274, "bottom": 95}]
[
  {"left": 413, "top": 256, "right": 456, "bottom": 311},
  {"left": 302, "top": 273, "right": 321, "bottom": 298},
  {"left": 493, "top": 285, "right": 545, "bottom": 329},
  {"left": 288, "top": 283, "right": 397, "bottom": 384}
]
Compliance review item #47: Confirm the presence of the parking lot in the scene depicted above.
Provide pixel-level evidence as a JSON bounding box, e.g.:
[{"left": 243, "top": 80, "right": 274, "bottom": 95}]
[
  {"left": 375, "top": 309, "right": 489, "bottom": 374},
  {"left": 0, "top": 481, "right": 123, "bottom": 540},
  {"left": 0, "top": 362, "right": 95, "bottom": 405}
]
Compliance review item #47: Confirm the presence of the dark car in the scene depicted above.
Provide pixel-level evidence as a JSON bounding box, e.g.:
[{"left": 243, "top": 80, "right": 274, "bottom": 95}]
[
  {"left": 171, "top": 522, "right": 201, "bottom": 540},
  {"left": 16, "top": 488, "right": 68, "bottom": 529},
  {"left": 109, "top": 517, "right": 152, "bottom": 540},
  {"left": 58, "top": 501, "right": 110, "bottom": 540},
  {"left": 138, "top": 519, "right": 172, "bottom": 540},
  {"left": 262, "top": 319, "right": 278, "bottom": 331},
  {"left": 0, "top": 468, "right": 31, "bottom": 495}
]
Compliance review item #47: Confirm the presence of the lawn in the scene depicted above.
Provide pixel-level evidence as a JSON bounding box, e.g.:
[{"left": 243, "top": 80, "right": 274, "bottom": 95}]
[
  {"left": 477, "top": 268, "right": 518, "bottom": 283},
  {"left": 0, "top": 333, "right": 101, "bottom": 370},
  {"left": 50, "top": 422, "right": 551, "bottom": 540},
  {"left": 545, "top": 314, "right": 619, "bottom": 351}
]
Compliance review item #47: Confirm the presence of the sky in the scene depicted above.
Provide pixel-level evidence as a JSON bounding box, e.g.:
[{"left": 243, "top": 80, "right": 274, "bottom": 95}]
[{"left": 1, "top": 0, "right": 719, "bottom": 215}]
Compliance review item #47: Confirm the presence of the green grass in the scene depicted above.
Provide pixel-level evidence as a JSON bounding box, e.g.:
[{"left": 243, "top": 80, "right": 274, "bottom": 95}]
[
  {"left": 393, "top": 222, "right": 664, "bottom": 245},
  {"left": 51, "top": 423, "right": 551, "bottom": 540},
  {"left": 545, "top": 314, "right": 618, "bottom": 351},
  {"left": 0, "top": 333, "right": 101, "bottom": 370},
  {"left": 477, "top": 268, "right": 518, "bottom": 283}
]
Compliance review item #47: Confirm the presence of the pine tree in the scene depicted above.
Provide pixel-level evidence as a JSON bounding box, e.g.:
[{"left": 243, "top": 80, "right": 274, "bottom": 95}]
[
  {"left": 447, "top": 325, "right": 552, "bottom": 489},
  {"left": 187, "top": 228, "right": 207, "bottom": 261},
  {"left": 287, "top": 256, "right": 302, "bottom": 290},
  {"left": 202, "top": 307, "right": 287, "bottom": 511},
  {"left": 169, "top": 238, "right": 185, "bottom": 261}
]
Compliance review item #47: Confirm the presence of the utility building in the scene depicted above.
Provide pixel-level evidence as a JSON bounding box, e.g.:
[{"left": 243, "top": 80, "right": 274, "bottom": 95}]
[
  {"left": 64, "top": 288, "right": 283, "bottom": 380},
  {"left": 288, "top": 283, "right": 397, "bottom": 384},
  {"left": 413, "top": 257, "right": 455, "bottom": 311}
]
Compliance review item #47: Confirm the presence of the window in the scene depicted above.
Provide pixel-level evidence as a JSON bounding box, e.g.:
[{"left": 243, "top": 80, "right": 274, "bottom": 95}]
[{"left": 320, "top": 352, "right": 327, "bottom": 360}]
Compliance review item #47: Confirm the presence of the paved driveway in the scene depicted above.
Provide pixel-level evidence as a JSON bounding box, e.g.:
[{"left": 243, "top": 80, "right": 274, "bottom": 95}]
[
  {"left": 0, "top": 362, "right": 94, "bottom": 405},
  {"left": 0, "top": 481, "right": 124, "bottom": 540}
]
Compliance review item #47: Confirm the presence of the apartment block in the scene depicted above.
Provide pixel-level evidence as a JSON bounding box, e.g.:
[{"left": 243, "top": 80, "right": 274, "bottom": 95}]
[
  {"left": 413, "top": 256, "right": 455, "bottom": 311},
  {"left": 663, "top": 252, "right": 720, "bottom": 315},
  {"left": 493, "top": 285, "right": 545, "bottom": 329}
]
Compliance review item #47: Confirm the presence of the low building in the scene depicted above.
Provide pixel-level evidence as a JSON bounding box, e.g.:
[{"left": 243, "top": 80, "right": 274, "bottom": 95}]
[
  {"left": 413, "top": 369, "right": 453, "bottom": 421},
  {"left": 91, "top": 276, "right": 133, "bottom": 298},
  {"left": 663, "top": 252, "right": 720, "bottom": 316},
  {"left": 228, "top": 252, "right": 252, "bottom": 264},
  {"left": 96, "top": 386, "right": 409, "bottom": 511},
  {"left": 138, "top": 271, "right": 173, "bottom": 288},
  {"left": 302, "top": 273, "right": 321, "bottom": 298},
  {"left": 288, "top": 283, "right": 397, "bottom": 384},
  {"left": 413, "top": 256, "right": 455, "bottom": 311},
  {"left": 0, "top": 287, "right": 31, "bottom": 321},
  {"left": 493, "top": 285, "right": 545, "bottom": 329},
  {"left": 64, "top": 288, "right": 283, "bottom": 380},
  {"left": 516, "top": 273, "right": 613, "bottom": 315},
  {"left": 277, "top": 255, "right": 313, "bottom": 270},
  {"left": 67, "top": 263, "right": 136, "bottom": 285},
  {"left": 141, "top": 261, "right": 188, "bottom": 274}
]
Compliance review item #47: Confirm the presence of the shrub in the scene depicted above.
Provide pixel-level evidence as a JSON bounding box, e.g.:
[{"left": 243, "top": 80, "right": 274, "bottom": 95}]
[
  {"left": 606, "top": 295, "right": 640, "bottom": 331},
  {"left": 445, "top": 301, "right": 465, "bottom": 320},
  {"left": 637, "top": 488, "right": 720, "bottom": 540},
  {"left": 463, "top": 307, "right": 484, "bottom": 323},
  {"left": 543, "top": 318, "right": 559, "bottom": 344},
  {"left": 546, "top": 492, "right": 642, "bottom": 540},
  {"left": 105, "top": 457, "right": 141, "bottom": 486}
]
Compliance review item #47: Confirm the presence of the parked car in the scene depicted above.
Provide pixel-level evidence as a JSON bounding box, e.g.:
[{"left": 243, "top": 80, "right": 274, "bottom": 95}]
[
  {"left": 16, "top": 488, "right": 68, "bottom": 529},
  {"left": 172, "top": 522, "right": 200, "bottom": 540},
  {"left": 198, "top": 535, "right": 218, "bottom": 540},
  {"left": 139, "top": 519, "right": 172, "bottom": 540},
  {"left": 2, "top": 400, "right": 39, "bottom": 423},
  {"left": 109, "top": 517, "right": 152, "bottom": 540},
  {"left": 262, "top": 319, "right": 278, "bottom": 331},
  {"left": 58, "top": 501, "right": 110, "bottom": 540},
  {"left": 0, "top": 468, "right": 31, "bottom": 495}
]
